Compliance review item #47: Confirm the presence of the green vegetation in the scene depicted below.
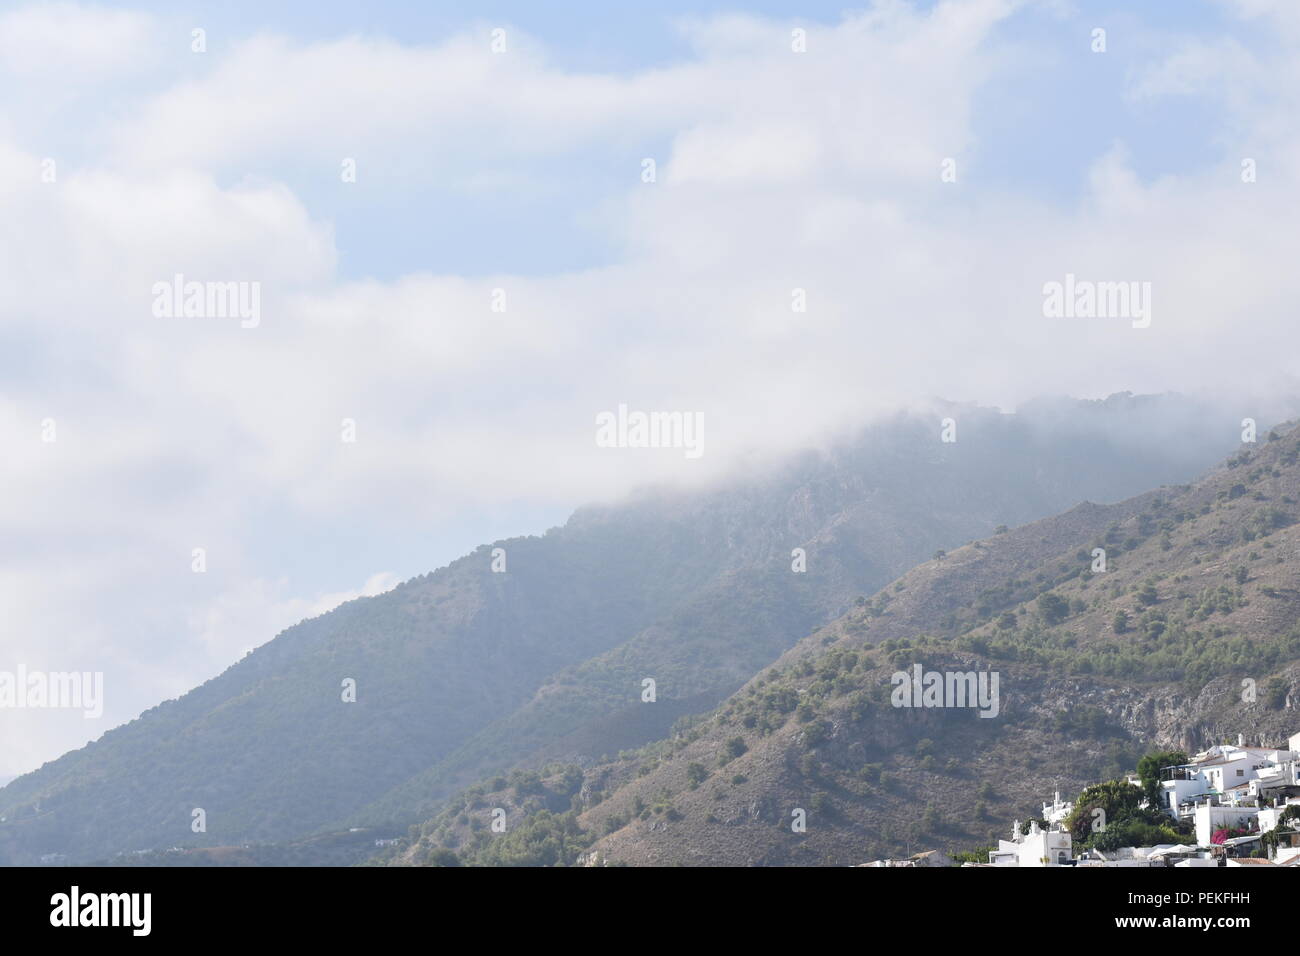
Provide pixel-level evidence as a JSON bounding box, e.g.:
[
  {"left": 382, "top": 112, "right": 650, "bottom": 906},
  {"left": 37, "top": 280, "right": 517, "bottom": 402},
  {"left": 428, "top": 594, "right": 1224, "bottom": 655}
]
[
  {"left": 390, "top": 765, "right": 594, "bottom": 867},
  {"left": 1064, "top": 775, "right": 1192, "bottom": 853}
]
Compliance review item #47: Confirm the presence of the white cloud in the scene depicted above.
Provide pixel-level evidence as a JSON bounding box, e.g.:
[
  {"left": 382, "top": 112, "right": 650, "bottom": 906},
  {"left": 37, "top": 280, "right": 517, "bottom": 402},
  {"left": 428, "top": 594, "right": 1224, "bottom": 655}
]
[
  {"left": 0, "top": 2, "right": 155, "bottom": 77},
  {"left": 191, "top": 571, "right": 400, "bottom": 665}
]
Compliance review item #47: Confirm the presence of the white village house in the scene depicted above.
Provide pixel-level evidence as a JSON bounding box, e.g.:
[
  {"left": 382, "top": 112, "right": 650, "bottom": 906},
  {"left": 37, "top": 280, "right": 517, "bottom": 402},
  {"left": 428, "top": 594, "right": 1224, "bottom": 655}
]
[
  {"left": 1156, "top": 733, "right": 1300, "bottom": 824},
  {"left": 989, "top": 818, "right": 1074, "bottom": 867},
  {"left": 972, "top": 728, "right": 1300, "bottom": 868}
]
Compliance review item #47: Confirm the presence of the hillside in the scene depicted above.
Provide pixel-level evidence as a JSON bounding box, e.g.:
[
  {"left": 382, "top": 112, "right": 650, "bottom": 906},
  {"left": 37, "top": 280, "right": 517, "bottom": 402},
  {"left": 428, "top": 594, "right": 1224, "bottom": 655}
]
[
  {"left": 385, "top": 423, "right": 1300, "bottom": 866},
  {"left": 0, "top": 395, "right": 1246, "bottom": 864},
  {"left": 355, "top": 394, "right": 1249, "bottom": 827}
]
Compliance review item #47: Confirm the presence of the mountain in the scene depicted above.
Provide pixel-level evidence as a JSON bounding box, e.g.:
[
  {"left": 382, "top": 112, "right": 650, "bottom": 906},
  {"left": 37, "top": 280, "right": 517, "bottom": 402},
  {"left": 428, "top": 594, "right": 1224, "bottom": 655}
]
[
  {"left": 0, "top": 394, "right": 1253, "bottom": 864},
  {"left": 385, "top": 421, "right": 1300, "bottom": 866}
]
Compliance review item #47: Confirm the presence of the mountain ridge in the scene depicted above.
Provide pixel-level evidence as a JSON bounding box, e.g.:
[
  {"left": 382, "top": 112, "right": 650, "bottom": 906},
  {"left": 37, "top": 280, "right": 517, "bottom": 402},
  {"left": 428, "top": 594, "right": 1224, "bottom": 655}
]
[{"left": 381, "top": 421, "right": 1300, "bottom": 866}]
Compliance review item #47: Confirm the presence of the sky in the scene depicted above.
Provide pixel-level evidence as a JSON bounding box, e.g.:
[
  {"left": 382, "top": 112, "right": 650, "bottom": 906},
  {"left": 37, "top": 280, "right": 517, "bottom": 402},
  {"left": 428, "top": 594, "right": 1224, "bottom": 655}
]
[{"left": 3, "top": 0, "right": 1300, "bottom": 777}]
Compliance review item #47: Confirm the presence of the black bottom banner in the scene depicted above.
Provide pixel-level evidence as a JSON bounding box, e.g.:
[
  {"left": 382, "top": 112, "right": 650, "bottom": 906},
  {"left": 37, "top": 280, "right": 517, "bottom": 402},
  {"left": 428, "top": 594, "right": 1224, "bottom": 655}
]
[{"left": 0, "top": 865, "right": 1287, "bottom": 942}]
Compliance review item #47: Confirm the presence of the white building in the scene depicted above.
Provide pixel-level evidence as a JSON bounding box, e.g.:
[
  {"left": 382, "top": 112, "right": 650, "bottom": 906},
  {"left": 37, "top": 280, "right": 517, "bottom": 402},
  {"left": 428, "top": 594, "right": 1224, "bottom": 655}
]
[
  {"left": 1042, "top": 791, "right": 1073, "bottom": 826},
  {"left": 1256, "top": 796, "right": 1300, "bottom": 833},
  {"left": 858, "top": 849, "right": 954, "bottom": 868},
  {"left": 989, "top": 819, "right": 1072, "bottom": 867},
  {"left": 1250, "top": 758, "right": 1300, "bottom": 796},
  {"left": 1157, "top": 737, "right": 1299, "bottom": 820},
  {"left": 1273, "top": 840, "right": 1300, "bottom": 865},
  {"left": 1194, "top": 802, "right": 1259, "bottom": 847},
  {"left": 1074, "top": 844, "right": 1180, "bottom": 867}
]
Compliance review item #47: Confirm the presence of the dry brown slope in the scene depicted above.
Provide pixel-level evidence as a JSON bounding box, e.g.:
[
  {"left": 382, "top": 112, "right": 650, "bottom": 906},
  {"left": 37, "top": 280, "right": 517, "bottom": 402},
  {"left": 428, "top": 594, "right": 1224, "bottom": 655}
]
[{"left": 577, "top": 427, "right": 1300, "bottom": 865}]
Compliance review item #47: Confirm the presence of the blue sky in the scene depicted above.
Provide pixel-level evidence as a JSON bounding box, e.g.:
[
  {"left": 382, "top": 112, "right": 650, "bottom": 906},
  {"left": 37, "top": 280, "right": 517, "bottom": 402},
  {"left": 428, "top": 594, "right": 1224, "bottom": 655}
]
[{"left": 3, "top": 0, "right": 1300, "bottom": 776}]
